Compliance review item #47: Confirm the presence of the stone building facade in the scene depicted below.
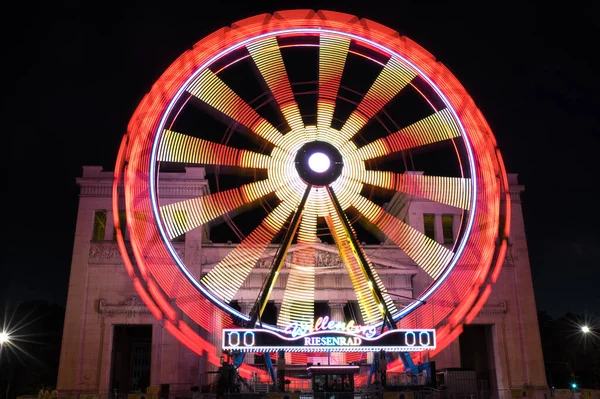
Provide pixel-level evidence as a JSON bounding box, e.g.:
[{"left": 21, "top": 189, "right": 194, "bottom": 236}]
[{"left": 57, "top": 166, "right": 547, "bottom": 398}]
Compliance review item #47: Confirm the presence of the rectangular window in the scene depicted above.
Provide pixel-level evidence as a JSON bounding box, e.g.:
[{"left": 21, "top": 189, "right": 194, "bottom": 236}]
[
  {"left": 113, "top": 211, "right": 127, "bottom": 241},
  {"left": 442, "top": 214, "right": 454, "bottom": 244},
  {"left": 93, "top": 211, "right": 107, "bottom": 241},
  {"left": 423, "top": 214, "right": 436, "bottom": 240}
]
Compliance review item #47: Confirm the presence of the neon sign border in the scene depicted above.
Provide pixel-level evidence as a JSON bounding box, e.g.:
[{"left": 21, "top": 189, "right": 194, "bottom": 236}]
[{"left": 221, "top": 328, "right": 437, "bottom": 353}]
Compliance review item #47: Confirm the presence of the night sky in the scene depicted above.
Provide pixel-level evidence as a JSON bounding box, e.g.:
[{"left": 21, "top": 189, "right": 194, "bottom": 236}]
[{"left": 2, "top": 1, "right": 599, "bottom": 319}]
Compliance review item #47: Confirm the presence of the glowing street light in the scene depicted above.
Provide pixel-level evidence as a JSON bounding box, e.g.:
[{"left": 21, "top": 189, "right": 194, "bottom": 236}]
[
  {"left": 581, "top": 325, "right": 590, "bottom": 333},
  {"left": 0, "top": 331, "right": 9, "bottom": 344}
]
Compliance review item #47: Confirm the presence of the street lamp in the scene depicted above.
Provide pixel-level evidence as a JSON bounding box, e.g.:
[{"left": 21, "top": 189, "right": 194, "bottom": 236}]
[
  {"left": 0, "top": 331, "right": 9, "bottom": 344},
  {"left": 581, "top": 325, "right": 590, "bottom": 334}
]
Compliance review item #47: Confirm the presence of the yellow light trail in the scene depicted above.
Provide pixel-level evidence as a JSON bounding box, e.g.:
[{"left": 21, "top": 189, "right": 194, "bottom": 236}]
[
  {"left": 339, "top": 57, "right": 416, "bottom": 142},
  {"left": 351, "top": 195, "right": 455, "bottom": 279},
  {"left": 160, "top": 178, "right": 287, "bottom": 240},
  {"left": 248, "top": 37, "right": 304, "bottom": 132},
  {"left": 356, "top": 170, "right": 472, "bottom": 210},
  {"left": 318, "top": 35, "right": 350, "bottom": 131},
  {"left": 324, "top": 195, "right": 397, "bottom": 325},
  {"left": 200, "top": 200, "right": 298, "bottom": 303},
  {"left": 278, "top": 201, "right": 318, "bottom": 328},
  {"left": 158, "top": 129, "right": 274, "bottom": 169},
  {"left": 357, "top": 109, "right": 461, "bottom": 161},
  {"left": 187, "top": 69, "right": 285, "bottom": 147}
]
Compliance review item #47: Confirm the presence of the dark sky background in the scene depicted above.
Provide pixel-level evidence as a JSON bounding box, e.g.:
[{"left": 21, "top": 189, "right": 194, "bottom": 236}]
[{"left": 1, "top": 0, "right": 599, "bottom": 319}]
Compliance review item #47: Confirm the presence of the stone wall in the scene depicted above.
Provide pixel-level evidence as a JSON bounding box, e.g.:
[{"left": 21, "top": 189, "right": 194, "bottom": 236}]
[{"left": 57, "top": 167, "right": 547, "bottom": 397}]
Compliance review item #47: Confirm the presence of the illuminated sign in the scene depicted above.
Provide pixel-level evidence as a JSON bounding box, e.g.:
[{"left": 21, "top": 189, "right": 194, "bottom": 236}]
[
  {"left": 222, "top": 328, "right": 436, "bottom": 352},
  {"left": 285, "top": 316, "right": 377, "bottom": 338}
]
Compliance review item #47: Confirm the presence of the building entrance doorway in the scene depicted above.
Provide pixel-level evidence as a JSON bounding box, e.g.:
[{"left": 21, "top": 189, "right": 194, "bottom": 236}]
[
  {"left": 459, "top": 324, "right": 497, "bottom": 397},
  {"left": 110, "top": 325, "right": 152, "bottom": 395}
]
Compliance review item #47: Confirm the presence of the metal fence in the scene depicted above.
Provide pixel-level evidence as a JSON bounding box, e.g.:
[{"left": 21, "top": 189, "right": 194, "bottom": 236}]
[
  {"left": 225, "top": 393, "right": 375, "bottom": 399},
  {"left": 34, "top": 387, "right": 557, "bottom": 399}
]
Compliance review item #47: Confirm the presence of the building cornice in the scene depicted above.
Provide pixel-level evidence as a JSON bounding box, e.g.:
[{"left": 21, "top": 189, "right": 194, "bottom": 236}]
[
  {"left": 76, "top": 166, "right": 209, "bottom": 199},
  {"left": 98, "top": 296, "right": 150, "bottom": 317},
  {"left": 89, "top": 241, "right": 184, "bottom": 265},
  {"left": 201, "top": 243, "right": 418, "bottom": 273},
  {"left": 479, "top": 301, "right": 508, "bottom": 316},
  {"left": 77, "top": 178, "right": 209, "bottom": 199},
  {"left": 507, "top": 184, "right": 525, "bottom": 203}
]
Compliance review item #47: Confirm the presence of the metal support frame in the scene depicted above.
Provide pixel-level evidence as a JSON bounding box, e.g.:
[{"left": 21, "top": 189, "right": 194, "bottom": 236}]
[
  {"left": 327, "top": 186, "right": 418, "bottom": 386},
  {"left": 249, "top": 184, "right": 312, "bottom": 326},
  {"left": 237, "top": 185, "right": 312, "bottom": 388},
  {"left": 326, "top": 186, "right": 397, "bottom": 329},
  {"left": 231, "top": 184, "right": 427, "bottom": 387}
]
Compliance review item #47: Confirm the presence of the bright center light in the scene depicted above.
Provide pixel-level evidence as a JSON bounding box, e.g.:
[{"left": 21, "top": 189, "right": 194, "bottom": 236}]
[
  {"left": 308, "top": 152, "right": 330, "bottom": 173},
  {"left": 582, "top": 325, "right": 590, "bottom": 333},
  {"left": 0, "top": 331, "right": 9, "bottom": 344}
]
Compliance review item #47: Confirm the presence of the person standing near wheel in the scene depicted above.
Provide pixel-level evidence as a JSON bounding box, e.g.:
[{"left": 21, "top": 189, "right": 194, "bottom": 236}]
[{"left": 37, "top": 385, "right": 46, "bottom": 399}]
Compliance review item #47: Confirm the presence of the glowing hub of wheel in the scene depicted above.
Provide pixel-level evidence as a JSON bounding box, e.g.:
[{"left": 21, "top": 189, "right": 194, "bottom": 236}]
[
  {"left": 308, "top": 153, "right": 330, "bottom": 173},
  {"left": 113, "top": 10, "right": 511, "bottom": 358},
  {"left": 295, "top": 141, "right": 344, "bottom": 186}
]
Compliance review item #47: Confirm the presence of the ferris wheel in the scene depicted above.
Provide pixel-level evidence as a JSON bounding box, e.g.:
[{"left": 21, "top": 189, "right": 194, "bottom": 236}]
[{"left": 113, "top": 10, "right": 510, "bottom": 357}]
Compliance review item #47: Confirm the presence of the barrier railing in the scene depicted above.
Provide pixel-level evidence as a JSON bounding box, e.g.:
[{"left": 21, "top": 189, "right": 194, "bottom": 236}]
[{"left": 34, "top": 386, "right": 564, "bottom": 399}]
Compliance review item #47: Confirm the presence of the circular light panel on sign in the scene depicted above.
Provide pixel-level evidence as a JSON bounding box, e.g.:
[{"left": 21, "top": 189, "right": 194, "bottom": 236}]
[{"left": 308, "top": 152, "right": 330, "bottom": 173}]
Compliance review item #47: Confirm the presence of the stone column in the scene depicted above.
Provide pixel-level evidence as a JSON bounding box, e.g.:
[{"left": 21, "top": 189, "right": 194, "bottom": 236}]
[
  {"left": 434, "top": 214, "right": 444, "bottom": 244},
  {"left": 452, "top": 213, "right": 461, "bottom": 241},
  {"left": 206, "top": 310, "right": 223, "bottom": 384},
  {"left": 274, "top": 301, "right": 282, "bottom": 321},
  {"left": 328, "top": 301, "right": 347, "bottom": 365},
  {"left": 328, "top": 301, "right": 346, "bottom": 322},
  {"left": 184, "top": 234, "right": 202, "bottom": 282},
  {"left": 273, "top": 301, "right": 292, "bottom": 363},
  {"left": 239, "top": 302, "right": 255, "bottom": 364},
  {"left": 239, "top": 301, "right": 254, "bottom": 316},
  {"left": 105, "top": 210, "right": 114, "bottom": 240}
]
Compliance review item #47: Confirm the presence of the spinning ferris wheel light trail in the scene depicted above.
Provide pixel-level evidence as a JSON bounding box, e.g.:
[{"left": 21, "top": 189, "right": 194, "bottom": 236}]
[{"left": 113, "top": 10, "right": 510, "bottom": 378}]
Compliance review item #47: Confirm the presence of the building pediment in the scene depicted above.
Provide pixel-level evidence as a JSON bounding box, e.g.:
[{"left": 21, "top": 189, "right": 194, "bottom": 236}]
[{"left": 202, "top": 242, "right": 417, "bottom": 273}]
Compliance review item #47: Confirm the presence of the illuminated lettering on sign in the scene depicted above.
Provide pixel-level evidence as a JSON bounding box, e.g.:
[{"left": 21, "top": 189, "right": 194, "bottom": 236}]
[
  {"left": 303, "top": 336, "right": 362, "bottom": 346},
  {"left": 285, "top": 316, "right": 377, "bottom": 338},
  {"left": 222, "top": 328, "right": 436, "bottom": 353}
]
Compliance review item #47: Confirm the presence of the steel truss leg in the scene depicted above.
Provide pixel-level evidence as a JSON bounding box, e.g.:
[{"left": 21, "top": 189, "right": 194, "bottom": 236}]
[
  {"left": 240, "top": 185, "right": 312, "bottom": 388},
  {"left": 326, "top": 186, "right": 396, "bottom": 328}
]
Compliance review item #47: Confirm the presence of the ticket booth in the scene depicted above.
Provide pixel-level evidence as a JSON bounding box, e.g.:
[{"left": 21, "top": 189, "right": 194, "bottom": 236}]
[{"left": 308, "top": 365, "right": 360, "bottom": 397}]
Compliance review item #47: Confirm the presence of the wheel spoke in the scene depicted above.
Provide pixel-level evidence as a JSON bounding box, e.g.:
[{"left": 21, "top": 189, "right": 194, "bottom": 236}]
[
  {"left": 200, "top": 201, "right": 297, "bottom": 303},
  {"left": 158, "top": 129, "right": 274, "bottom": 169},
  {"left": 325, "top": 189, "right": 397, "bottom": 326},
  {"left": 277, "top": 202, "right": 318, "bottom": 328},
  {"left": 160, "top": 178, "right": 286, "bottom": 240},
  {"left": 351, "top": 195, "right": 455, "bottom": 279},
  {"left": 355, "top": 170, "right": 472, "bottom": 210},
  {"left": 187, "top": 69, "right": 284, "bottom": 146},
  {"left": 250, "top": 184, "right": 312, "bottom": 324},
  {"left": 247, "top": 37, "right": 304, "bottom": 132},
  {"left": 339, "top": 57, "right": 416, "bottom": 142},
  {"left": 318, "top": 35, "right": 351, "bottom": 131},
  {"left": 356, "top": 108, "right": 461, "bottom": 160}
]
